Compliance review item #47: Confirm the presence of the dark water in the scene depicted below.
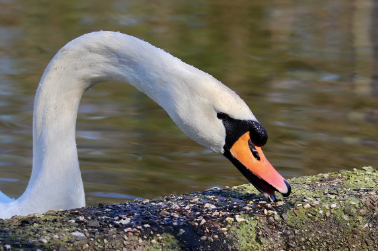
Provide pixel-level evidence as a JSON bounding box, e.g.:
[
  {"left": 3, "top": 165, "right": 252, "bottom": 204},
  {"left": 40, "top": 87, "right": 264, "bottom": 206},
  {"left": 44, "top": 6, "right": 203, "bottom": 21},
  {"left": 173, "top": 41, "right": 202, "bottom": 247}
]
[{"left": 0, "top": 0, "right": 377, "bottom": 206}]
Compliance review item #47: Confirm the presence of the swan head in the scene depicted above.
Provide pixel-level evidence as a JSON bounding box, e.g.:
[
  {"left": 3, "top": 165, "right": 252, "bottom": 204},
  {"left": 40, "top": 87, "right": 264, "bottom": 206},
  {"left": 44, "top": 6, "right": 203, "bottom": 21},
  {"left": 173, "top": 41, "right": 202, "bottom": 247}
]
[
  {"left": 216, "top": 112, "right": 291, "bottom": 202},
  {"left": 163, "top": 73, "right": 291, "bottom": 202}
]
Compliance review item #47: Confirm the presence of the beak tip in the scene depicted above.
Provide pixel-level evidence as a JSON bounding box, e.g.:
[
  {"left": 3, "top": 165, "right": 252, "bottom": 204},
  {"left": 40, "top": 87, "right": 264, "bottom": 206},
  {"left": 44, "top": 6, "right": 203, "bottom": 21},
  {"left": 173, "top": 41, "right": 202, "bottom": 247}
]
[{"left": 281, "top": 179, "right": 291, "bottom": 197}]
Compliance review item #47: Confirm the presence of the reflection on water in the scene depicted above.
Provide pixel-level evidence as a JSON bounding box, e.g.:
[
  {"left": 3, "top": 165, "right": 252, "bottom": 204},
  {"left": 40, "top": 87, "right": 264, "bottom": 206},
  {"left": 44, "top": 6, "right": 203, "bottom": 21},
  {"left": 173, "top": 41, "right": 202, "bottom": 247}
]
[{"left": 0, "top": 0, "right": 377, "bottom": 206}]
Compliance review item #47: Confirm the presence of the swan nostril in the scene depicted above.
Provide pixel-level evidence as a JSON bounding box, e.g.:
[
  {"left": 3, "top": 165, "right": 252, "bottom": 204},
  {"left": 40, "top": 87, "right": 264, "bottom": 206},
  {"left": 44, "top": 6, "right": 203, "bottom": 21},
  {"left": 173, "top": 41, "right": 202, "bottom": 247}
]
[{"left": 248, "top": 139, "right": 260, "bottom": 160}]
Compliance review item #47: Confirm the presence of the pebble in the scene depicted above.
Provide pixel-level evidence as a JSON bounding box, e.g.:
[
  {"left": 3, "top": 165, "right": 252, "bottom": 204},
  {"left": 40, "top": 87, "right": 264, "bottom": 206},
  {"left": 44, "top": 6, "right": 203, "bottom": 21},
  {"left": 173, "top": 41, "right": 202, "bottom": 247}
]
[
  {"left": 225, "top": 217, "right": 234, "bottom": 223},
  {"left": 120, "top": 219, "right": 130, "bottom": 225},
  {"left": 267, "top": 216, "right": 275, "bottom": 224},
  {"left": 273, "top": 214, "right": 281, "bottom": 221},
  {"left": 266, "top": 210, "right": 275, "bottom": 215},
  {"left": 178, "top": 229, "right": 185, "bottom": 236},
  {"left": 331, "top": 204, "right": 337, "bottom": 208},
  {"left": 275, "top": 201, "right": 285, "bottom": 207},
  {"left": 358, "top": 209, "right": 366, "bottom": 216},
  {"left": 352, "top": 228, "right": 359, "bottom": 235},
  {"left": 303, "top": 204, "right": 311, "bottom": 209},
  {"left": 200, "top": 236, "right": 207, "bottom": 241},
  {"left": 344, "top": 207, "right": 352, "bottom": 214},
  {"left": 171, "top": 213, "right": 179, "bottom": 218},
  {"left": 212, "top": 211, "right": 219, "bottom": 216},
  {"left": 38, "top": 238, "right": 47, "bottom": 244},
  {"left": 204, "top": 203, "right": 216, "bottom": 209},
  {"left": 88, "top": 220, "right": 100, "bottom": 227},
  {"left": 281, "top": 213, "right": 288, "bottom": 221},
  {"left": 242, "top": 206, "right": 251, "bottom": 211},
  {"left": 200, "top": 219, "right": 206, "bottom": 226},
  {"left": 235, "top": 215, "right": 247, "bottom": 223}
]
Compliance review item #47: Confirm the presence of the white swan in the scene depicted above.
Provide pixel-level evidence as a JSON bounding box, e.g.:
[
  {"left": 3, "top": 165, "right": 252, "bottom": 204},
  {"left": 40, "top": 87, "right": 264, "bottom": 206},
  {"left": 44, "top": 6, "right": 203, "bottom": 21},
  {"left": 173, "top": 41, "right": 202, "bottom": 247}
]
[{"left": 0, "top": 31, "right": 290, "bottom": 219}]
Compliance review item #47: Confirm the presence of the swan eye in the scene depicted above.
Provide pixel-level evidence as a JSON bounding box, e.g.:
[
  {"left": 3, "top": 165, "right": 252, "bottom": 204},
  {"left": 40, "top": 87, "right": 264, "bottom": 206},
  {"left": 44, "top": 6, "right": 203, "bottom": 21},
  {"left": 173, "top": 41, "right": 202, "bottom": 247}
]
[
  {"left": 217, "top": 112, "right": 228, "bottom": 120},
  {"left": 248, "top": 139, "right": 260, "bottom": 160}
]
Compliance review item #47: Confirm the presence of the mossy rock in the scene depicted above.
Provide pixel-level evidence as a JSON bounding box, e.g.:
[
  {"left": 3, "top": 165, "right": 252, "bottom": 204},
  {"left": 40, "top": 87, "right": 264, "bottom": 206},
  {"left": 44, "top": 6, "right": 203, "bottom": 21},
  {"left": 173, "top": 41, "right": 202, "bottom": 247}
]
[{"left": 0, "top": 166, "right": 377, "bottom": 250}]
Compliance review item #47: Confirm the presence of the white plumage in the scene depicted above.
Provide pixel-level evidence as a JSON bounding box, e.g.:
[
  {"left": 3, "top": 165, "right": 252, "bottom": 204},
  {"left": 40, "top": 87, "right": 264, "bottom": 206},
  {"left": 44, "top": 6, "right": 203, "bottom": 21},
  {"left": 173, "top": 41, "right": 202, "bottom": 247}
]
[{"left": 0, "top": 31, "right": 258, "bottom": 219}]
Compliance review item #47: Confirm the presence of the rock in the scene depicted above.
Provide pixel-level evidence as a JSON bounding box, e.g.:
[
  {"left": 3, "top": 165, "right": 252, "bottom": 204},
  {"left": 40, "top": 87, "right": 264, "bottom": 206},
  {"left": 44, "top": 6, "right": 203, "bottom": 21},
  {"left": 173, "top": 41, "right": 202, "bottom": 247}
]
[
  {"left": 267, "top": 217, "right": 275, "bottom": 224},
  {"left": 275, "top": 201, "right": 285, "bottom": 207},
  {"left": 358, "top": 209, "right": 366, "bottom": 216},
  {"left": 281, "top": 213, "right": 288, "bottom": 221},
  {"left": 344, "top": 207, "right": 352, "bottom": 214},
  {"left": 362, "top": 166, "right": 374, "bottom": 171},
  {"left": 273, "top": 214, "right": 281, "bottom": 222},
  {"left": 235, "top": 215, "right": 247, "bottom": 223},
  {"left": 1, "top": 167, "right": 378, "bottom": 251},
  {"left": 352, "top": 228, "right": 359, "bottom": 235},
  {"left": 178, "top": 229, "right": 185, "bottom": 236},
  {"left": 303, "top": 204, "right": 311, "bottom": 209},
  {"left": 88, "top": 220, "right": 100, "bottom": 227},
  {"left": 71, "top": 231, "right": 85, "bottom": 240},
  {"left": 225, "top": 217, "right": 234, "bottom": 223},
  {"left": 204, "top": 203, "right": 216, "bottom": 209},
  {"left": 38, "top": 238, "right": 47, "bottom": 244}
]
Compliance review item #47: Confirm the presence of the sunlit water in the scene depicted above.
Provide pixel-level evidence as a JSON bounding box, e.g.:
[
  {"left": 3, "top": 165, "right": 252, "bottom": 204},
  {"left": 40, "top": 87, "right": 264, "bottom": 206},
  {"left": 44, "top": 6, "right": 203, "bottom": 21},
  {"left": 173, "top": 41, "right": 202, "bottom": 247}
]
[{"left": 0, "top": 0, "right": 377, "bottom": 206}]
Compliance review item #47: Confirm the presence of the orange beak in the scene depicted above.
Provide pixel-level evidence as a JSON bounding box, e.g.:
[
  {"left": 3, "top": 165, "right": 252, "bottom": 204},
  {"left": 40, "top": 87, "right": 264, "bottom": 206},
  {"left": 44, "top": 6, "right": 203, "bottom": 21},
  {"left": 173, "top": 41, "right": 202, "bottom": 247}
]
[{"left": 228, "top": 132, "right": 290, "bottom": 201}]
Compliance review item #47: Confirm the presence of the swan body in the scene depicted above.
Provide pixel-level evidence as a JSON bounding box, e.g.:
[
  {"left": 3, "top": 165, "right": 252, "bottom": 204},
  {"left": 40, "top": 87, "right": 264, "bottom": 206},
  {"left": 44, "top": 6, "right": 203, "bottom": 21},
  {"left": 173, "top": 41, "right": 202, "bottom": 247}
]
[{"left": 0, "top": 31, "right": 290, "bottom": 219}]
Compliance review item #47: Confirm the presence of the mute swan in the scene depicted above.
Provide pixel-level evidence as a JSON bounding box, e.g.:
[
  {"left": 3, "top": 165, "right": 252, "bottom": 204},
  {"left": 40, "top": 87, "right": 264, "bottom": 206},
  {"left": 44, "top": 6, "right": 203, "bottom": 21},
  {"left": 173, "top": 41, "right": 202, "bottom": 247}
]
[{"left": 0, "top": 31, "right": 290, "bottom": 219}]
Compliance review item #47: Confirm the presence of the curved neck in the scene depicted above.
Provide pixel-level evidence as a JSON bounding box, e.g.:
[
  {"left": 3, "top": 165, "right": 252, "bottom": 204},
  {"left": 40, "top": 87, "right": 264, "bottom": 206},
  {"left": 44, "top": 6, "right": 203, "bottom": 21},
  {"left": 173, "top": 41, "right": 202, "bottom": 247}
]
[
  {"left": 13, "top": 32, "right": 219, "bottom": 216},
  {"left": 0, "top": 31, "right": 253, "bottom": 218}
]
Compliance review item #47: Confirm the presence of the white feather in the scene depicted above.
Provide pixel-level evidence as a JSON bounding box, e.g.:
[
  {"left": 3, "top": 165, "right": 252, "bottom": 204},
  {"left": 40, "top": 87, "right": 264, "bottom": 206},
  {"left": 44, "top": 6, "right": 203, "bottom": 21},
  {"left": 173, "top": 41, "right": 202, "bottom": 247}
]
[{"left": 0, "top": 31, "right": 257, "bottom": 219}]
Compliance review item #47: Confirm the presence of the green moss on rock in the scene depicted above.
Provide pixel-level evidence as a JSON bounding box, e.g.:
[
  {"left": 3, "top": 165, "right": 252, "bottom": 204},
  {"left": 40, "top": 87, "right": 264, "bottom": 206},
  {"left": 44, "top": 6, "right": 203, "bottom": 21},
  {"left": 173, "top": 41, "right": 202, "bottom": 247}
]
[{"left": 0, "top": 167, "right": 377, "bottom": 250}]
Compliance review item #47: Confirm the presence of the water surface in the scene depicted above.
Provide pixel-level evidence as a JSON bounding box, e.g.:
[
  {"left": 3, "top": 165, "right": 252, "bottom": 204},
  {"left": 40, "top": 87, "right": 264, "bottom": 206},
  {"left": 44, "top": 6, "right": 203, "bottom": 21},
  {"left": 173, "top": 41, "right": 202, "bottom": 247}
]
[{"left": 0, "top": 0, "right": 377, "bottom": 206}]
